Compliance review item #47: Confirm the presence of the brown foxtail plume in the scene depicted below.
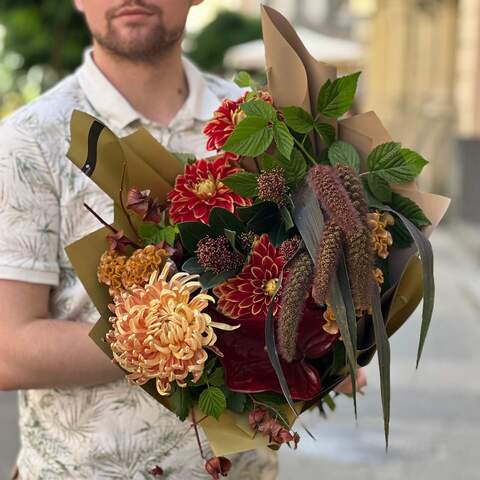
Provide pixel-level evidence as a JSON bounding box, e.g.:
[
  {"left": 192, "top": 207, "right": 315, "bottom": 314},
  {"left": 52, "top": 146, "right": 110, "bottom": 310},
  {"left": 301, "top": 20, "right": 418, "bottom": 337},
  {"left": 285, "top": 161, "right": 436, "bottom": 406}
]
[{"left": 278, "top": 251, "right": 314, "bottom": 363}]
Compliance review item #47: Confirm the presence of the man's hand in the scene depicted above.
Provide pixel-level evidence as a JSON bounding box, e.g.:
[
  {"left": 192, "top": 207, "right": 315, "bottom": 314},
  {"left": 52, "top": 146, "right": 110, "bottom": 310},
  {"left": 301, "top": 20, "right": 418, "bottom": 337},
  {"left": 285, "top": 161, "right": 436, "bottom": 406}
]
[{"left": 0, "top": 279, "right": 123, "bottom": 390}]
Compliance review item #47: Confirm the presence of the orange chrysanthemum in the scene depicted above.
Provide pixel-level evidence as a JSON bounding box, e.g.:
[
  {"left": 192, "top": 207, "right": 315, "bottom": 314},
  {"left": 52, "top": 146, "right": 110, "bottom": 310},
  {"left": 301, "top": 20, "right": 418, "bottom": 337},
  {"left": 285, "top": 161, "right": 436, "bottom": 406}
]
[
  {"left": 368, "top": 211, "right": 395, "bottom": 259},
  {"left": 167, "top": 156, "right": 251, "bottom": 224},
  {"left": 107, "top": 263, "right": 236, "bottom": 396},
  {"left": 213, "top": 234, "right": 285, "bottom": 320}
]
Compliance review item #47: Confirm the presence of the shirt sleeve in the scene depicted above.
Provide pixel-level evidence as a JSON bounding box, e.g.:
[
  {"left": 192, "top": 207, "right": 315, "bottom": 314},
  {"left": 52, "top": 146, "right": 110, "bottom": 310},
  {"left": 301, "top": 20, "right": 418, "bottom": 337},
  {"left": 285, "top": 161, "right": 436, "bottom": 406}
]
[{"left": 0, "top": 119, "right": 60, "bottom": 286}]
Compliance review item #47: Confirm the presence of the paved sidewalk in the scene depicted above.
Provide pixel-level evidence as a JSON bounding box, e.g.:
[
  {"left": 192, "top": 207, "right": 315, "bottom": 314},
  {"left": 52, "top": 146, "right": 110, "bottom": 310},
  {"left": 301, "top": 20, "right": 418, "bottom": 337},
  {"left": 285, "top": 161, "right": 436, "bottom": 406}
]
[{"left": 1, "top": 228, "right": 479, "bottom": 479}]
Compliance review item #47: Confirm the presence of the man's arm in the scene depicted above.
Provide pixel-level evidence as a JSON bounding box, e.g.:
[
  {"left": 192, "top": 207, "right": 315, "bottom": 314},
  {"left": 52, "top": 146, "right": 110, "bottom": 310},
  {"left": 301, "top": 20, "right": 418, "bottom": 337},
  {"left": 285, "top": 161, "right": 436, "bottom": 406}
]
[{"left": 0, "top": 279, "right": 123, "bottom": 391}]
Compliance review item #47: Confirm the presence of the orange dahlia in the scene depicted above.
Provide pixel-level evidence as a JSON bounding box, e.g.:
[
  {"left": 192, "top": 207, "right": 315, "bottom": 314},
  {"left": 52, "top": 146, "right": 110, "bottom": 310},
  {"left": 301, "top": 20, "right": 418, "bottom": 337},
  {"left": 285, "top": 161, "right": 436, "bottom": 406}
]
[
  {"left": 213, "top": 234, "right": 285, "bottom": 320},
  {"left": 167, "top": 156, "right": 251, "bottom": 224},
  {"left": 106, "top": 263, "right": 236, "bottom": 396}
]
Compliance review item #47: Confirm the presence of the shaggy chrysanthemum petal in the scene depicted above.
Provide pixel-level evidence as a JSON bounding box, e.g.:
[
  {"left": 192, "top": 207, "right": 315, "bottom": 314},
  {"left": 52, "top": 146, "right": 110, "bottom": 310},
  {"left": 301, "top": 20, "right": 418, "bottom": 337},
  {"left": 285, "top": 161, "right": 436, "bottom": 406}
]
[{"left": 106, "top": 264, "right": 231, "bottom": 396}]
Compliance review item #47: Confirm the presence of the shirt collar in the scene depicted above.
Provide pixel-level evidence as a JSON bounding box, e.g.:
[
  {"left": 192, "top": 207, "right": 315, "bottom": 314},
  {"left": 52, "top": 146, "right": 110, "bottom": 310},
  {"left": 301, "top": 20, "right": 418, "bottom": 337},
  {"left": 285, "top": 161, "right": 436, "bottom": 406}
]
[{"left": 75, "top": 48, "right": 219, "bottom": 130}]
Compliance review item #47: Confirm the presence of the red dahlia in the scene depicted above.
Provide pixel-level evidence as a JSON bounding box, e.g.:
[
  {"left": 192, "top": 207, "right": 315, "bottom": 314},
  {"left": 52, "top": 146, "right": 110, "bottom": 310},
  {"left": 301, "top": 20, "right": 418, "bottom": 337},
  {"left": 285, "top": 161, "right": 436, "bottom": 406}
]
[
  {"left": 203, "top": 91, "right": 274, "bottom": 155},
  {"left": 213, "top": 234, "right": 285, "bottom": 320},
  {"left": 168, "top": 156, "right": 250, "bottom": 224}
]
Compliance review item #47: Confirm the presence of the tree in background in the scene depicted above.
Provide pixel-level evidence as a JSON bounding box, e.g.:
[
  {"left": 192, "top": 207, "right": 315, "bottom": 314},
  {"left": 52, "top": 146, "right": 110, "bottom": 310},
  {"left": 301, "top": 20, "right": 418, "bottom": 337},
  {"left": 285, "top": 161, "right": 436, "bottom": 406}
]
[
  {"left": 0, "top": 5, "right": 261, "bottom": 116},
  {"left": 187, "top": 10, "right": 262, "bottom": 73}
]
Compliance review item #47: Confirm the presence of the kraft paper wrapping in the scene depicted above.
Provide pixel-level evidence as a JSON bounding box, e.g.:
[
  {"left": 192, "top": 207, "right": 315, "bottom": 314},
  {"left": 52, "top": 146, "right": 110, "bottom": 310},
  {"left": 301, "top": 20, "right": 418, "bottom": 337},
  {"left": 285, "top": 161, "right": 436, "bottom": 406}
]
[{"left": 65, "top": 5, "right": 450, "bottom": 458}]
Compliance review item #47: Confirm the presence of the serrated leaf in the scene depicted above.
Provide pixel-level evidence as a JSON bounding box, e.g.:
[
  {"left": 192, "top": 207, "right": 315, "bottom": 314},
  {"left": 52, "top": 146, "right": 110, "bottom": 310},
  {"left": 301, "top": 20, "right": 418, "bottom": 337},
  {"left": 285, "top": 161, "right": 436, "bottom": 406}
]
[
  {"left": 221, "top": 172, "right": 259, "bottom": 198},
  {"left": 367, "top": 142, "right": 415, "bottom": 185},
  {"left": 275, "top": 149, "right": 307, "bottom": 188},
  {"left": 223, "top": 116, "right": 273, "bottom": 157},
  {"left": 208, "top": 367, "right": 224, "bottom": 387},
  {"left": 169, "top": 386, "right": 192, "bottom": 421},
  {"left": 177, "top": 221, "right": 212, "bottom": 254},
  {"left": 159, "top": 225, "right": 177, "bottom": 246},
  {"left": 401, "top": 148, "right": 428, "bottom": 177},
  {"left": 199, "top": 269, "right": 237, "bottom": 289},
  {"left": 367, "top": 173, "right": 392, "bottom": 202},
  {"left": 328, "top": 140, "right": 360, "bottom": 172},
  {"left": 261, "top": 154, "right": 277, "bottom": 171},
  {"left": 388, "top": 192, "right": 431, "bottom": 228},
  {"left": 234, "top": 71, "right": 253, "bottom": 88},
  {"left": 281, "top": 106, "right": 314, "bottom": 134},
  {"left": 138, "top": 223, "right": 159, "bottom": 243},
  {"left": 199, "top": 386, "right": 227, "bottom": 420},
  {"left": 317, "top": 72, "right": 361, "bottom": 118},
  {"left": 182, "top": 256, "right": 204, "bottom": 274},
  {"left": 208, "top": 207, "right": 247, "bottom": 235},
  {"left": 314, "top": 121, "right": 336, "bottom": 147},
  {"left": 273, "top": 121, "right": 294, "bottom": 159},
  {"left": 241, "top": 99, "right": 276, "bottom": 121}
]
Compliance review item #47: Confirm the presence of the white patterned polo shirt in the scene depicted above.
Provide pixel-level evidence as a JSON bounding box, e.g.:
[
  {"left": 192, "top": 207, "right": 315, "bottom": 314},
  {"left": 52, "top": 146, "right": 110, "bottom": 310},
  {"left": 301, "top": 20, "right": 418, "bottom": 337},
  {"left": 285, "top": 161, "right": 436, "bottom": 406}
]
[{"left": 0, "top": 50, "right": 277, "bottom": 480}]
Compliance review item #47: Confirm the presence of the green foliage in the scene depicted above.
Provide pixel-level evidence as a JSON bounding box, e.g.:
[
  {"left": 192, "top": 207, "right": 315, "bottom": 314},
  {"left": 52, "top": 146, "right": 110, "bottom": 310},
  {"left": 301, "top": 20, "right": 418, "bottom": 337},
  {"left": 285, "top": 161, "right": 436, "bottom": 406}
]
[
  {"left": 281, "top": 106, "right": 314, "bottom": 134},
  {"left": 177, "top": 221, "right": 212, "bottom": 254},
  {"left": 169, "top": 385, "right": 193, "bottom": 421},
  {"left": 328, "top": 140, "right": 360, "bottom": 172},
  {"left": 221, "top": 172, "right": 259, "bottom": 197},
  {"left": 317, "top": 72, "right": 361, "bottom": 118},
  {"left": 265, "top": 150, "right": 307, "bottom": 190},
  {"left": 0, "top": 2, "right": 89, "bottom": 74},
  {"left": 138, "top": 223, "right": 178, "bottom": 247},
  {"left": 241, "top": 99, "right": 276, "bottom": 120},
  {"left": 314, "top": 122, "right": 336, "bottom": 147},
  {"left": 223, "top": 116, "right": 274, "bottom": 157},
  {"left": 272, "top": 121, "right": 294, "bottom": 159},
  {"left": 388, "top": 192, "right": 431, "bottom": 228},
  {"left": 208, "top": 207, "right": 247, "bottom": 234},
  {"left": 199, "top": 386, "right": 227, "bottom": 420},
  {"left": 187, "top": 11, "right": 262, "bottom": 72},
  {"left": 234, "top": 70, "right": 253, "bottom": 88},
  {"left": 199, "top": 269, "right": 237, "bottom": 289}
]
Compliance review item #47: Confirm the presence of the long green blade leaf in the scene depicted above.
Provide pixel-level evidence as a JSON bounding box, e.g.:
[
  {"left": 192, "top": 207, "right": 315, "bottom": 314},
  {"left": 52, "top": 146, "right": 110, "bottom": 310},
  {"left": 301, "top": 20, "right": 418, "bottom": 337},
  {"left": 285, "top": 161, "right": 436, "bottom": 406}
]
[
  {"left": 371, "top": 281, "right": 391, "bottom": 448},
  {"left": 384, "top": 206, "right": 434, "bottom": 367}
]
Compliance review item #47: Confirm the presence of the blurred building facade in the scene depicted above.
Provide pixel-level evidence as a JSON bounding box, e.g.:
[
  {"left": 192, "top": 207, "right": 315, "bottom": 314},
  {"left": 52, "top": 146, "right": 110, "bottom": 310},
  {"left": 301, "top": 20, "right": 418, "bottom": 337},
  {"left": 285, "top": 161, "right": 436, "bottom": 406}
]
[{"left": 239, "top": 0, "right": 480, "bottom": 225}]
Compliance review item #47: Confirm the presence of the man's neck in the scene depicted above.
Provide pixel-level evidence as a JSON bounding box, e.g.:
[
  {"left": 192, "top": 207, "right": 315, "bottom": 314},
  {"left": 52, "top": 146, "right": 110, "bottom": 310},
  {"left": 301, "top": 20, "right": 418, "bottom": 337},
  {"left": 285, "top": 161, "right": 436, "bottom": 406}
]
[{"left": 92, "top": 42, "right": 189, "bottom": 127}]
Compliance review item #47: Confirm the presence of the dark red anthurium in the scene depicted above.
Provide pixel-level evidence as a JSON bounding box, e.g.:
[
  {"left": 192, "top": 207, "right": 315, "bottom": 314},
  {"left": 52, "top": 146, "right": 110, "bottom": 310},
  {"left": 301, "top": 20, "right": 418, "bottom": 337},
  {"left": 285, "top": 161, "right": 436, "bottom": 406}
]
[{"left": 211, "top": 299, "right": 339, "bottom": 401}]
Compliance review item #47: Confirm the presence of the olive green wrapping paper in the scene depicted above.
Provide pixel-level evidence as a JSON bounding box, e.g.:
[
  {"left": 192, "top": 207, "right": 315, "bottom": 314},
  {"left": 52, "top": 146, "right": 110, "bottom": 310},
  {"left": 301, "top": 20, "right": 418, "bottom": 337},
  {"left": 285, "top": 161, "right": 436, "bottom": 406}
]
[{"left": 65, "top": 5, "right": 450, "bottom": 457}]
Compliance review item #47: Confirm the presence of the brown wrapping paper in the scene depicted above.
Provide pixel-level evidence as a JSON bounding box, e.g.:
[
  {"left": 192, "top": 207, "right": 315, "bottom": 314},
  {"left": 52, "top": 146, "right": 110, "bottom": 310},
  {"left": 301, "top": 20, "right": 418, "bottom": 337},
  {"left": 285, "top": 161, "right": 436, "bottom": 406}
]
[{"left": 65, "top": 6, "right": 450, "bottom": 457}]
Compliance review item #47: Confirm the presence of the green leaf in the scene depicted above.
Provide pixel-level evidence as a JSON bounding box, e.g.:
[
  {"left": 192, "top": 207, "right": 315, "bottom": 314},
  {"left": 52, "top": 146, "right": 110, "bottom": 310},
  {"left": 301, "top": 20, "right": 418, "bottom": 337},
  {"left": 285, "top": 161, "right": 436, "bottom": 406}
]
[
  {"left": 280, "top": 206, "right": 294, "bottom": 231},
  {"left": 223, "top": 116, "right": 273, "bottom": 157},
  {"left": 281, "top": 106, "right": 314, "bottom": 134},
  {"left": 314, "top": 121, "right": 336, "bottom": 147},
  {"left": 317, "top": 72, "right": 361, "bottom": 118},
  {"left": 371, "top": 285, "right": 391, "bottom": 447},
  {"left": 158, "top": 226, "right": 177, "bottom": 247},
  {"left": 208, "top": 207, "right": 247, "bottom": 235},
  {"left": 199, "top": 270, "right": 237, "bottom": 289},
  {"left": 182, "top": 256, "right": 204, "bottom": 274},
  {"left": 388, "top": 192, "right": 431, "bottom": 229},
  {"left": 401, "top": 148, "right": 429, "bottom": 177},
  {"left": 234, "top": 70, "right": 253, "bottom": 88},
  {"left": 221, "top": 172, "right": 259, "bottom": 198},
  {"left": 367, "top": 174, "right": 392, "bottom": 202},
  {"left": 177, "top": 222, "right": 212, "bottom": 254},
  {"left": 208, "top": 367, "right": 224, "bottom": 387},
  {"left": 138, "top": 223, "right": 159, "bottom": 243},
  {"left": 199, "top": 386, "right": 227, "bottom": 420},
  {"left": 261, "top": 154, "right": 277, "bottom": 171},
  {"left": 273, "top": 121, "right": 294, "bottom": 159},
  {"left": 169, "top": 386, "right": 193, "bottom": 421},
  {"left": 241, "top": 99, "right": 276, "bottom": 121},
  {"left": 367, "top": 142, "right": 415, "bottom": 185},
  {"left": 237, "top": 201, "right": 274, "bottom": 223},
  {"left": 246, "top": 202, "right": 280, "bottom": 234},
  {"left": 275, "top": 149, "right": 307, "bottom": 188},
  {"left": 226, "top": 392, "right": 247, "bottom": 413},
  {"left": 328, "top": 140, "right": 360, "bottom": 172}
]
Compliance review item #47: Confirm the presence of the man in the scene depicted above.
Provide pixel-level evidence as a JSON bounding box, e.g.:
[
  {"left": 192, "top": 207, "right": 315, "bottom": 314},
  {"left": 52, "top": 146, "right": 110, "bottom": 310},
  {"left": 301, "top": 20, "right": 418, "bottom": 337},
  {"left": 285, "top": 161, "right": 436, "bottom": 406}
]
[{"left": 0, "top": 1, "right": 277, "bottom": 478}]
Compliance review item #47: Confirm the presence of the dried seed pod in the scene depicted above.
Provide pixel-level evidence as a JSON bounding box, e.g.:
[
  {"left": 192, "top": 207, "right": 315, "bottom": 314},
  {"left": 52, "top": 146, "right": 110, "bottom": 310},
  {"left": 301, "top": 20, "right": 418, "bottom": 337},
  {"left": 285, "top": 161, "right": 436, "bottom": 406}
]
[
  {"left": 278, "top": 251, "right": 314, "bottom": 363},
  {"left": 312, "top": 220, "right": 343, "bottom": 305}
]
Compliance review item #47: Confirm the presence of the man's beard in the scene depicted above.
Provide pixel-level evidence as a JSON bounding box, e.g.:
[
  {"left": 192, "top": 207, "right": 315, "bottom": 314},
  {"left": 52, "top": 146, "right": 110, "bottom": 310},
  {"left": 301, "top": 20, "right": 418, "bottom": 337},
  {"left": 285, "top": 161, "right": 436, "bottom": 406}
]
[{"left": 91, "top": 0, "right": 184, "bottom": 62}]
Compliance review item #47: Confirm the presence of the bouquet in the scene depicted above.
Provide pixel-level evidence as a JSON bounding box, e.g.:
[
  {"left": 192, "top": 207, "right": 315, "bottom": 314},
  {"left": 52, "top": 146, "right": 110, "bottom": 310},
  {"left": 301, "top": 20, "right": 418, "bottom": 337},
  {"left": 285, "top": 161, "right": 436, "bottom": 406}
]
[{"left": 65, "top": 6, "right": 450, "bottom": 478}]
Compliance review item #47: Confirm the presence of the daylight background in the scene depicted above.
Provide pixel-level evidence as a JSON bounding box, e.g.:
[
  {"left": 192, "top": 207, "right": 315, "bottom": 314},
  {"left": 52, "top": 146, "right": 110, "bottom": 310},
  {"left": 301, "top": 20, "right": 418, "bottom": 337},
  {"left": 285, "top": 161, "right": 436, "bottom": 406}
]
[{"left": 1, "top": 0, "right": 479, "bottom": 479}]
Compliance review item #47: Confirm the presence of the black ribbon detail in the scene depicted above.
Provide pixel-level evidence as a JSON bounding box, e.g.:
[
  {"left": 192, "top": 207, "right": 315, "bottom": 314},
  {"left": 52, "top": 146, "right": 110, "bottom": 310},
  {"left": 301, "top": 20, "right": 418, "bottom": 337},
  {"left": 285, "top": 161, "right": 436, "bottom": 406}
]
[{"left": 81, "top": 121, "right": 105, "bottom": 177}]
